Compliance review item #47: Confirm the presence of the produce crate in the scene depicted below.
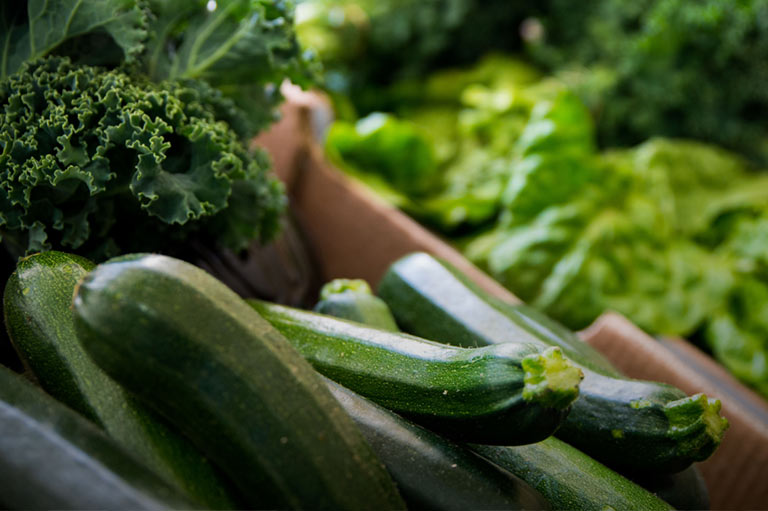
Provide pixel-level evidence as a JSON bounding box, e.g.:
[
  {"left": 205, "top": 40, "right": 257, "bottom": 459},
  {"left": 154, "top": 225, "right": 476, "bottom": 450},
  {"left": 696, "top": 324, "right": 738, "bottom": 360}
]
[{"left": 256, "top": 86, "right": 768, "bottom": 511}]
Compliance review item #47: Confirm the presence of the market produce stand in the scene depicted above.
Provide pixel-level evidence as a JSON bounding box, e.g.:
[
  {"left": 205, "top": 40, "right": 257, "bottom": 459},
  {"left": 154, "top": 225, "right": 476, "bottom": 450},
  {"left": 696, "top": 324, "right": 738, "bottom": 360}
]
[{"left": 258, "top": 86, "right": 768, "bottom": 511}]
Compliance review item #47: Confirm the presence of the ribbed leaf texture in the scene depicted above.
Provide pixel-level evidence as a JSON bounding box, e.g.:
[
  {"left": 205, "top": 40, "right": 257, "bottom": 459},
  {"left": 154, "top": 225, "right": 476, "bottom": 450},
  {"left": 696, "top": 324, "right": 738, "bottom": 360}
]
[{"left": 0, "top": 57, "right": 284, "bottom": 260}]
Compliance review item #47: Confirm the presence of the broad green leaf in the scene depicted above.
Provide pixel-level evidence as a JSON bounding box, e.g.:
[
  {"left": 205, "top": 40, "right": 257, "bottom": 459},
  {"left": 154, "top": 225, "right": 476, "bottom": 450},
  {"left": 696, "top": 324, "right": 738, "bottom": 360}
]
[
  {"left": 147, "top": 0, "right": 305, "bottom": 85},
  {"left": 0, "top": 0, "right": 147, "bottom": 79}
]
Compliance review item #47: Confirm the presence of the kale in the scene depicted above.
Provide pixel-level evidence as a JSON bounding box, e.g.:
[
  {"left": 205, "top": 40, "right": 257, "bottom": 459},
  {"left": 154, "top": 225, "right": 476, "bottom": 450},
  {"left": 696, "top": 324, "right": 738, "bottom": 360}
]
[
  {"left": 0, "top": 1, "right": 313, "bottom": 259},
  {"left": 529, "top": 0, "right": 768, "bottom": 163},
  {"left": 0, "top": 57, "right": 284, "bottom": 260}
]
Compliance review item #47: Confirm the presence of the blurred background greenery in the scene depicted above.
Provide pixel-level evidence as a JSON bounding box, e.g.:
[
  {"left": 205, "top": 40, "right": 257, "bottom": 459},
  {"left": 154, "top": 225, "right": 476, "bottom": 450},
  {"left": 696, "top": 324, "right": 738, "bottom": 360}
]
[{"left": 294, "top": 0, "right": 768, "bottom": 399}]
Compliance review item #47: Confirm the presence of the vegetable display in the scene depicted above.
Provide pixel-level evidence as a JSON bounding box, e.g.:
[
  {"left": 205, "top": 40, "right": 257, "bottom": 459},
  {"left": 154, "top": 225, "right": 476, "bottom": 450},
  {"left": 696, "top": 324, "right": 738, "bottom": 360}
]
[
  {"left": 378, "top": 252, "right": 729, "bottom": 473},
  {"left": 0, "top": 0, "right": 314, "bottom": 260},
  {"left": 72, "top": 253, "right": 405, "bottom": 510},
  {"left": 0, "top": 249, "right": 726, "bottom": 509},
  {"left": 314, "top": 278, "right": 399, "bottom": 331},
  {"left": 3, "top": 251, "right": 239, "bottom": 509},
  {"left": 0, "top": 365, "right": 195, "bottom": 511},
  {"left": 250, "top": 299, "right": 583, "bottom": 445},
  {"left": 322, "top": 54, "right": 768, "bottom": 399},
  {"left": 326, "top": 379, "right": 552, "bottom": 511},
  {"left": 318, "top": 267, "right": 701, "bottom": 511},
  {"left": 0, "top": 1, "right": 747, "bottom": 506}
]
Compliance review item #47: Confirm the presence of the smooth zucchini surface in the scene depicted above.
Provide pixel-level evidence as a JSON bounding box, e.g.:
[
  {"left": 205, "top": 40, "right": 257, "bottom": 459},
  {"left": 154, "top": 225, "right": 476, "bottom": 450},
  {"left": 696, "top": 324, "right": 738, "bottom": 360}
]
[
  {"left": 320, "top": 283, "right": 704, "bottom": 511},
  {"left": 378, "top": 252, "right": 728, "bottom": 472},
  {"left": 3, "top": 251, "right": 239, "bottom": 509},
  {"left": 250, "top": 299, "right": 583, "bottom": 445},
  {"left": 314, "top": 278, "right": 400, "bottom": 331},
  {"left": 0, "top": 365, "right": 194, "bottom": 511},
  {"left": 327, "top": 379, "right": 551, "bottom": 511},
  {"left": 72, "top": 254, "right": 405, "bottom": 511},
  {"left": 629, "top": 465, "right": 709, "bottom": 510},
  {"left": 472, "top": 439, "right": 673, "bottom": 511}
]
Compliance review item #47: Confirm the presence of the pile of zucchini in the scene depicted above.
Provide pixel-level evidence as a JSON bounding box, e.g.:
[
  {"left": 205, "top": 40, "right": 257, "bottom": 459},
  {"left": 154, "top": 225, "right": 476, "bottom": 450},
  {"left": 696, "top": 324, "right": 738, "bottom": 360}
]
[{"left": 0, "top": 250, "right": 727, "bottom": 510}]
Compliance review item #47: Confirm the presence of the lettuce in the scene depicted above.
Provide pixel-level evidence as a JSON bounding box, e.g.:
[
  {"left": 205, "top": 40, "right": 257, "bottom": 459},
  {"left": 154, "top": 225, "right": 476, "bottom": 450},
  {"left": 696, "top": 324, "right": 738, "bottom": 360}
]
[
  {"left": 326, "top": 113, "right": 439, "bottom": 197},
  {"left": 465, "top": 92, "right": 768, "bottom": 396}
]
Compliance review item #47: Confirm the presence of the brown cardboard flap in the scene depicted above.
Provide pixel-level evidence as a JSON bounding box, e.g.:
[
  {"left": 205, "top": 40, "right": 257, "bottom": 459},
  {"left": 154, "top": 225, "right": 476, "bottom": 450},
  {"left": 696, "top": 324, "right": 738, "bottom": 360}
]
[{"left": 288, "top": 141, "right": 520, "bottom": 302}]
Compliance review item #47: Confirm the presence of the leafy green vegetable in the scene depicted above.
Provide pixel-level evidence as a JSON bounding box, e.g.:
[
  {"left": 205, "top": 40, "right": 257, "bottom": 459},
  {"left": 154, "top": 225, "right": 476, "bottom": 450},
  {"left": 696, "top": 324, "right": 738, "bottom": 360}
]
[
  {"left": 327, "top": 62, "right": 768, "bottom": 396},
  {"left": 325, "top": 55, "right": 557, "bottom": 231},
  {"left": 326, "top": 113, "right": 438, "bottom": 196},
  {"left": 0, "top": 57, "right": 284, "bottom": 260},
  {"left": 0, "top": 0, "right": 314, "bottom": 260},
  {"left": 530, "top": 0, "right": 768, "bottom": 164},
  {"left": 296, "top": 0, "right": 542, "bottom": 114},
  {"left": 0, "top": 0, "right": 148, "bottom": 78},
  {"left": 466, "top": 92, "right": 768, "bottom": 396},
  {"left": 144, "top": 0, "right": 316, "bottom": 139}
]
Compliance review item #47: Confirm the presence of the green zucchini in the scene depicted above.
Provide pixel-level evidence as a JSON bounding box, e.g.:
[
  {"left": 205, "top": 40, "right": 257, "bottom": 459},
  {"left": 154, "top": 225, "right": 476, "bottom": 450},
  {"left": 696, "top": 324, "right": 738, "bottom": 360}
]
[
  {"left": 314, "top": 279, "right": 399, "bottom": 331},
  {"left": 377, "top": 252, "right": 728, "bottom": 473},
  {"left": 0, "top": 365, "right": 194, "bottom": 511},
  {"left": 326, "top": 378, "right": 552, "bottom": 511},
  {"left": 629, "top": 466, "right": 709, "bottom": 510},
  {"left": 472, "top": 440, "right": 672, "bottom": 511},
  {"left": 72, "top": 253, "right": 405, "bottom": 511},
  {"left": 248, "top": 299, "right": 583, "bottom": 445},
  {"left": 319, "top": 286, "right": 696, "bottom": 511},
  {"left": 3, "top": 251, "right": 239, "bottom": 509}
]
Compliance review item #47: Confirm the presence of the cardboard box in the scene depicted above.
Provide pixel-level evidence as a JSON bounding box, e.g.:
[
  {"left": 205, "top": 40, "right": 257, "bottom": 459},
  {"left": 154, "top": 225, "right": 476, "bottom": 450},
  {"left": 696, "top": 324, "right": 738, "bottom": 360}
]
[{"left": 257, "top": 87, "right": 768, "bottom": 510}]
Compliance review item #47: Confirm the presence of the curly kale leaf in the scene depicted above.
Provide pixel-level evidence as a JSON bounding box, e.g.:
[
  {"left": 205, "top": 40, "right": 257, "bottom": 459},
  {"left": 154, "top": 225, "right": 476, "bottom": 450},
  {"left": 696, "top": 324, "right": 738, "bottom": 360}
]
[
  {"left": 2, "top": 1, "right": 315, "bottom": 141},
  {"left": 531, "top": 0, "right": 768, "bottom": 163},
  {"left": 0, "top": 56, "right": 284, "bottom": 260},
  {"left": 0, "top": 0, "right": 147, "bottom": 79}
]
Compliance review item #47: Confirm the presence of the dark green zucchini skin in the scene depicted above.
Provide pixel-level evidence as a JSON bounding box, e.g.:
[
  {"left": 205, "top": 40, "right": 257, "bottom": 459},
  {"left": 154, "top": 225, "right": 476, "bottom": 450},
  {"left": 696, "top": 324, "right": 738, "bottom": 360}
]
[
  {"left": 316, "top": 298, "right": 680, "bottom": 511},
  {"left": 3, "top": 251, "right": 239, "bottom": 509},
  {"left": 377, "top": 252, "right": 728, "bottom": 473},
  {"left": 314, "top": 279, "right": 400, "bottom": 332},
  {"left": 72, "top": 254, "right": 405, "bottom": 511},
  {"left": 249, "top": 300, "right": 582, "bottom": 445},
  {"left": 318, "top": 287, "right": 695, "bottom": 511},
  {"left": 472, "top": 439, "right": 673, "bottom": 511},
  {"left": 0, "top": 365, "right": 195, "bottom": 511},
  {"left": 629, "top": 465, "right": 709, "bottom": 510},
  {"left": 326, "top": 379, "right": 551, "bottom": 511}
]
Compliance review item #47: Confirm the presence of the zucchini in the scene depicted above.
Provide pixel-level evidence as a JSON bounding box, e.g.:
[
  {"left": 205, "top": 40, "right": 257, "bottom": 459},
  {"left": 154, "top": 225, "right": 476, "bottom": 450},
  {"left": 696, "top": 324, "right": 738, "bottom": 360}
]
[
  {"left": 0, "top": 365, "right": 194, "bottom": 511},
  {"left": 472, "top": 440, "right": 672, "bottom": 511},
  {"left": 3, "top": 251, "right": 239, "bottom": 509},
  {"left": 314, "top": 279, "right": 399, "bottom": 331},
  {"left": 320, "top": 287, "right": 695, "bottom": 511},
  {"left": 629, "top": 466, "right": 709, "bottom": 510},
  {"left": 327, "top": 378, "right": 552, "bottom": 511},
  {"left": 249, "top": 299, "right": 583, "bottom": 445},
  {"left": 378, "top": 252, "right": 728, "bottom": 472},
  {"left": 72, "top": 253, "right": 405, "bottom": 511}
]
